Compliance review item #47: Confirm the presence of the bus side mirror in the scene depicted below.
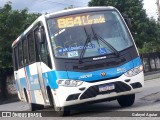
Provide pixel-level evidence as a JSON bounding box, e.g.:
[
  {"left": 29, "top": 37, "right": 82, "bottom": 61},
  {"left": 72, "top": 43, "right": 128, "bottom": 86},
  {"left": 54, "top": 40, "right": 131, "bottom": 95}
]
[
  {"left": 122, "top": 13, "right": 132, "bottom": 29},
  {"left": 125, "top": 18, "right": 132, "bottom": 29},
  {"left": 37, "top": 26, "right": 45, "bottom": 44}
]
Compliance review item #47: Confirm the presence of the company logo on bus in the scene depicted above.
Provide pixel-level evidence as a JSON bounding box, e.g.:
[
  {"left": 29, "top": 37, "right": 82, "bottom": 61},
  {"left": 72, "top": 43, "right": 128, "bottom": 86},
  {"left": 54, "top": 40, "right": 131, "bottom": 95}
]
[{"left": 101, "top": 72, "right": 106, "bottom": 77}]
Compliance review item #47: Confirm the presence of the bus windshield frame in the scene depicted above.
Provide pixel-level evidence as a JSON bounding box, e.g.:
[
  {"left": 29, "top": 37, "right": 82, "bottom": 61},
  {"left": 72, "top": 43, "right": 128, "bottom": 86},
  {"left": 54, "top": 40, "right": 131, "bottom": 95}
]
[{"left": 47, "top": 10, "right": 134, "bottom": 59}]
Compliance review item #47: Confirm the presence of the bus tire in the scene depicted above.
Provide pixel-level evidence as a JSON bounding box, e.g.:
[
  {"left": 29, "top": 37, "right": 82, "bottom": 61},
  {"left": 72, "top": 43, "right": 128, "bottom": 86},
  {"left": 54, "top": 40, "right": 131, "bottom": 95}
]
[
  {"left": 24, "top": 89, "right": 35, "bottom": 111},
  {"left": 47, "top": 88, "right": 70, "bottom": 116},
  {"left": 24, "top": 89, "right": 44, "bottom": 111},
  {"left": 47, "top": 87, "right": 54, "bottom": 107},
  {"left": 117, "top": 94, "right": 135, "bottom": 107},
  {"left": 28, "top": 103, "right": 44, "bottom": 111},
  {"left": 28, "top": 103, "right": 36, "bottom": 111},
  {"left": 55, "top": 107, "right": 70, "bottom": 117}
]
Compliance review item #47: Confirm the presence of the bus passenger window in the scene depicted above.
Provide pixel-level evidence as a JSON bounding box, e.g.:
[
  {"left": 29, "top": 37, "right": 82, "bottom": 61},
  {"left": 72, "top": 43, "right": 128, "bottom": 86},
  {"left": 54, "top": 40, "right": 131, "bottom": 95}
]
[
  {"left": 28, "top": 33, "right": 36, "bottom": 63},
  {"left": 22, "top": 38, "right": 29, "bottom": 65},
  {"left": 13, "top": 46, "right": 18, "bottom": 70},
  {"left": 18, "top": 42, "right": 23, "bottom": 68}
]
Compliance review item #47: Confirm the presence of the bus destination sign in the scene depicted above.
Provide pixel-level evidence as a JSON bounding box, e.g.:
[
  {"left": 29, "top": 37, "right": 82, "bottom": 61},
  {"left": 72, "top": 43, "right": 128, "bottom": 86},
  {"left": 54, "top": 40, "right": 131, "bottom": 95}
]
[{"left": 57, "top": 14, "right": 106, "bottom": 28}]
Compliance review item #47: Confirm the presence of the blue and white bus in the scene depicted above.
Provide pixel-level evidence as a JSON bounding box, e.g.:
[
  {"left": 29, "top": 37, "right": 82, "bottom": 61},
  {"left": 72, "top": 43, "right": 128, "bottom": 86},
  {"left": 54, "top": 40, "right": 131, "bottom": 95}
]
[{"left": 12, "top": 7, "right": 144, "bottom": 116}]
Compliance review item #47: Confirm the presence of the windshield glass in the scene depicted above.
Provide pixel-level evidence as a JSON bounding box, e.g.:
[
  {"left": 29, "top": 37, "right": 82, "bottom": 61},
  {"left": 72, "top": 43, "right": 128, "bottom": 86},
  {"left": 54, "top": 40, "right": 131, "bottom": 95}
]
[{"left": 47, "top": 10, "right": 133, "bottom": 59}]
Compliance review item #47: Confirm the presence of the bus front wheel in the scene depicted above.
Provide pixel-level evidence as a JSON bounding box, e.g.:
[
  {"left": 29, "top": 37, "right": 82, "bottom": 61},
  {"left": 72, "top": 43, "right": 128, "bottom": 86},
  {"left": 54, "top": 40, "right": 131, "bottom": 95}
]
[
  {"left": 24, "top": 89, "right": 44, "bottom": 111},
  {"left": 117, "top": 94, "right": 135, "bottom": 107},
  {"left": 47, "top": 88, "right": 70, "bottom": 116}
]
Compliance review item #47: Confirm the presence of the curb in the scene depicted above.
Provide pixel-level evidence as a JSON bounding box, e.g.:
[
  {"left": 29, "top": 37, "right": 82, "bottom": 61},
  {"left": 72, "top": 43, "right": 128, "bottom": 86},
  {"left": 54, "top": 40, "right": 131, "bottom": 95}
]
[{"left": 144, "top": 72, "right": 160, "bottom": 81}]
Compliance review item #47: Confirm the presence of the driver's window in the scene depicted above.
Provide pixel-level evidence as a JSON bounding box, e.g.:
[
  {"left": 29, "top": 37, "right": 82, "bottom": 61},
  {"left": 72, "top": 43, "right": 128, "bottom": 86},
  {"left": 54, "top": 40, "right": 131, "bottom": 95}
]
[{"left": 34, "top": 26, "right": 52, "bottom": 68}]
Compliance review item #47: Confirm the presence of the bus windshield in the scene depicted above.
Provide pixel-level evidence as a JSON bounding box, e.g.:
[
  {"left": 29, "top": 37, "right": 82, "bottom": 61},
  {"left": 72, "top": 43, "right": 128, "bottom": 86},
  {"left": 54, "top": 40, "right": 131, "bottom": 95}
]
[{"left": 47, "top": 10, "right": 133, "bottom": 59}]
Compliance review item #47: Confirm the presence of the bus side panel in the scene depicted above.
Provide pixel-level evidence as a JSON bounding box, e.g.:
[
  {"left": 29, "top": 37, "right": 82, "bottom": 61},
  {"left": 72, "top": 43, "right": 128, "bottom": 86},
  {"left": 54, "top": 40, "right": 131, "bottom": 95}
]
[
  {"left": 14, "top": 71, "right": 22, "bottom": 101},
  {"left": 40, "top": 62, "right": 60, "bottom": 107},
  {"left": 15, "top": 63, "right": 45, "bottom": 105},
  {"left": 25, "top": 63, "right": 45, "bottom": 105},
  {"left": 38, "top": 62, "right": 59, "bottom": 89},
  {"left": 16, "top": 68, "right": 27, "bottom": 101}
]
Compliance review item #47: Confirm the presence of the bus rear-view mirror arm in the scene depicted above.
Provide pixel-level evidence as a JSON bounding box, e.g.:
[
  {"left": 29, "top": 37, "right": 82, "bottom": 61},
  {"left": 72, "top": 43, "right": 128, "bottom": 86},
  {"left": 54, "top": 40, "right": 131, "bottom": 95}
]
[{"left": 122, "top": 13, "right": 132, "bottom": 29}]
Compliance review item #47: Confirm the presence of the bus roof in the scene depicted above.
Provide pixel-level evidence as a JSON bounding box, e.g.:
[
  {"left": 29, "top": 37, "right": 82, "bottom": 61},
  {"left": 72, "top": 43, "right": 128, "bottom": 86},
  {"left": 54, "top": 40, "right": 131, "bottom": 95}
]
[
  {"left": 45, "top": 6, "right": 115, "bottom": 18},
  {"left": 12, "top": 6, "right": 116, "bottom": 47}
]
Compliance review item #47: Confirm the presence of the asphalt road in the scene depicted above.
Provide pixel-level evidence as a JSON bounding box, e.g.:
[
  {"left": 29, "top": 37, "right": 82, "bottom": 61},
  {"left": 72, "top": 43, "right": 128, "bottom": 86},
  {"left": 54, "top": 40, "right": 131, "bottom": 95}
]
[{"left": 0, "top": 77, "right": 160, "bottom": 119}]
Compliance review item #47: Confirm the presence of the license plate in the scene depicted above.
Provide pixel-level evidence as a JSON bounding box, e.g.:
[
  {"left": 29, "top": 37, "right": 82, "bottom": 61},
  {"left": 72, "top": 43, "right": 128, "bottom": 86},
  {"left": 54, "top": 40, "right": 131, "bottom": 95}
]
[{"left": 99, "top": 84, "right": 115, "bottom": 92}]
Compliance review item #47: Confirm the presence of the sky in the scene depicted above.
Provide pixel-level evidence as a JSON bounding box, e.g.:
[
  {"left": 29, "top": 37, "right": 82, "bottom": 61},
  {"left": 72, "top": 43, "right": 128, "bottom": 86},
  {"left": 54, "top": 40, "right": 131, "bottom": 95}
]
[
  {"left": 0, "top": 0, "right": 158, "bottom": 20},
  {"left": 143, "top": 0, "right": 158, "bottom": 19}
]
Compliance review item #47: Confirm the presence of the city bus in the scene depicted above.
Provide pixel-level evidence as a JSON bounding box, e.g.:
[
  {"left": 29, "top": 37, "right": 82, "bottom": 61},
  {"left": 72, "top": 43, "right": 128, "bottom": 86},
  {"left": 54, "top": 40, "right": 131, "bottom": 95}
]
[{"left": 12, "top": 7, "right": 144, "bottom": 116}]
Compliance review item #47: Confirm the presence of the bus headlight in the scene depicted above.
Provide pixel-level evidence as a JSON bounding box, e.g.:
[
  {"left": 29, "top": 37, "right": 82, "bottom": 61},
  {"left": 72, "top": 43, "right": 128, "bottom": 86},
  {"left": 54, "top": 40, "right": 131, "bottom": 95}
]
[
  {"left": 57, "top": 80, "right": 83, "bottom": 87},
  {"left": 124, "top": 65, "right": 143, "bottom": 77}
]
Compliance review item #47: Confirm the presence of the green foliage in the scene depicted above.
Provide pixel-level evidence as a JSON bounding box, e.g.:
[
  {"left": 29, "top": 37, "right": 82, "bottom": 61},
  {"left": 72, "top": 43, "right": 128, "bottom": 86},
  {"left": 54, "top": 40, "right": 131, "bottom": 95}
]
[
  {"left": 88, "top": 0, "right": 160, "bottom": 53},
  {"left": 0, "top": 2, "right": 39, "bottom": 70},
  {"left": 138, "top": 19, "right": 160, "bottom": 53}
]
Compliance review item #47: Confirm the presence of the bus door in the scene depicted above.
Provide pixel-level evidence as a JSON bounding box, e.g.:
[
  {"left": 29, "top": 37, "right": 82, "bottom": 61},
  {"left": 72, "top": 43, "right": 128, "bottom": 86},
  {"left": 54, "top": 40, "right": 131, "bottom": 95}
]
[
  {"left": 34, "top": 27, "right": 51, "bottom": 105},
  {"left": 36, "top": 62, "right": 49, "bottom": 105}
]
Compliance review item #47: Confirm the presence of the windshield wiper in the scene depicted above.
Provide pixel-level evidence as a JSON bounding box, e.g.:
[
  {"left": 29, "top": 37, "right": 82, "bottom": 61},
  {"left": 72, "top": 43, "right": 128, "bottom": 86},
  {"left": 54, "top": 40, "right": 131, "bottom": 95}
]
[
  {"left": 79, "top": 27, "right": 91, "bottom": 63},
  {"left": 91, "top": 25, "right": 119, "bottom": 57}
]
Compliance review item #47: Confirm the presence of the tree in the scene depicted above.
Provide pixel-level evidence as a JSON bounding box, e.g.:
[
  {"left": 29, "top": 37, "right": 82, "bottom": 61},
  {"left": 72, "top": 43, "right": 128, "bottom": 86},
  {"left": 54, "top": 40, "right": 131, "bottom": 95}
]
[
  {"left": 0, "top": 2, "right": 40, "bottom": 99},
  {"left": 88, "top": 0, "right": 160, "bottom": 52},
  {"left": 138, "top": 18, "right": 160, "bottom": 53}
]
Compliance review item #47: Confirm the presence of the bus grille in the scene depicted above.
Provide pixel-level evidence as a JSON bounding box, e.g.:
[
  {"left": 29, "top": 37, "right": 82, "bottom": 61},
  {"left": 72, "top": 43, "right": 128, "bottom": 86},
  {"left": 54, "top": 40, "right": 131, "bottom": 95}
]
[{"left": 80, "top": 81, "right": 131, "bottom": 100}]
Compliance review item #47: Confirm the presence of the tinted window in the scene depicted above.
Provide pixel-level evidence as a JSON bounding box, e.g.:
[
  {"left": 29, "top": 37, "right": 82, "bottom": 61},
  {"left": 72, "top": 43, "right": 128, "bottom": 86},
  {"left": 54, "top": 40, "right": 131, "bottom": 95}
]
[
  {"left": 34, "top": 27, "right": 52, "bottom": 68},
  {"left": 13, "top": 46, "right": 18, "bottom": 70},
  {"left": 28, "top": 33, "right": 36, "bottom": 63},
  {"left": 47, "top": 11, "right": 133, "bottom": 59},
  {"left": 18, "top": 42, "right": 23, "bottom": 67},
  {"left": 22, "top": 38, "right": 29, "bottom": 65}
]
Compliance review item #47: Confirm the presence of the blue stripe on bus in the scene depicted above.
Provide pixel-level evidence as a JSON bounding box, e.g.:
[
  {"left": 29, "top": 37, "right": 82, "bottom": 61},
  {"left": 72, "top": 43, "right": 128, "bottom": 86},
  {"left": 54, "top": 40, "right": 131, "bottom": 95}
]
[
  {"left": 50, "top": 57, "right": 142, "bottom": 82},
  {"left": 30, "top": 75, "right": 41, "bottom": 90},
  {"left": 18, "top": 57, "right": 142, "bottom": 89},
  {"left": 20, "top": 78, "right": 27, "bottom": 89},
  {"left": 25, "top": 66, "right": 41, "bottom": 90},
  {"left": 42, "top": 71, "right": 59, "bottom": 89},
  {"left": 15, "top": 80, "right": 19, "bottom": 92},
  {"left": 25, "top": 66, "right": 31, "bottom": 90},
  {"left": 132, "top": 57, "right": 142, "bottom": 67},
  {"left": 44, "top": 57, "right": 142, "bottom": 88},
  {"left": 19, "top": 76, "right": 40, "bottom": 90}
]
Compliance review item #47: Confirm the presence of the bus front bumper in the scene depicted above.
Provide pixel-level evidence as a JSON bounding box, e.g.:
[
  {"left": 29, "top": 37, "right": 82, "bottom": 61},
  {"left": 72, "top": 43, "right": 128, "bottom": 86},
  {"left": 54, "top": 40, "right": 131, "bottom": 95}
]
[{"left": 52, "top": 72, "right": 144, "bottom": 108}]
